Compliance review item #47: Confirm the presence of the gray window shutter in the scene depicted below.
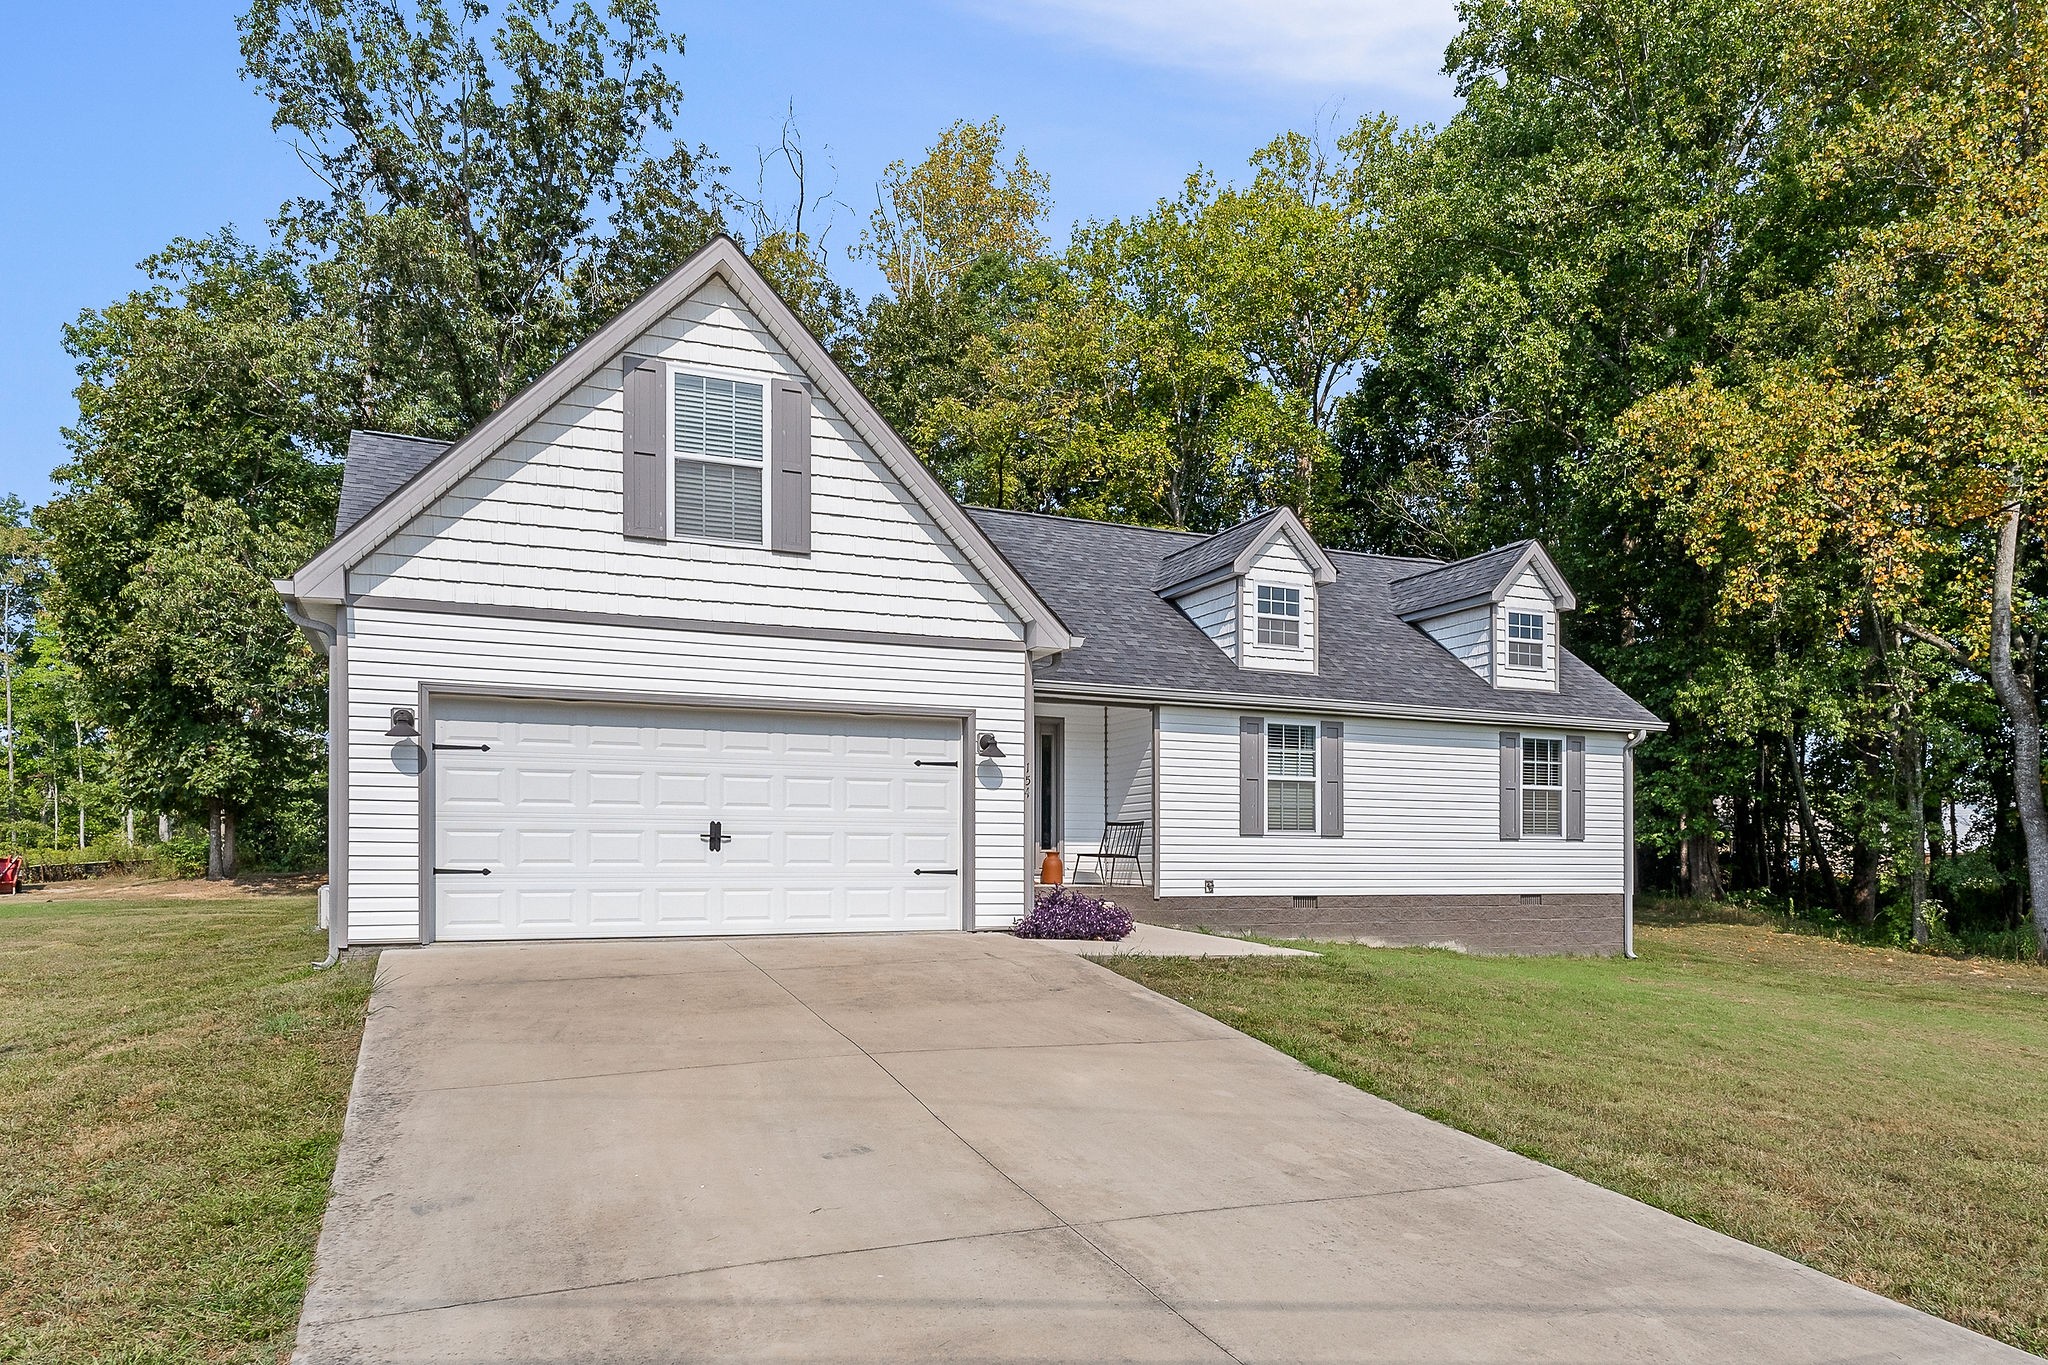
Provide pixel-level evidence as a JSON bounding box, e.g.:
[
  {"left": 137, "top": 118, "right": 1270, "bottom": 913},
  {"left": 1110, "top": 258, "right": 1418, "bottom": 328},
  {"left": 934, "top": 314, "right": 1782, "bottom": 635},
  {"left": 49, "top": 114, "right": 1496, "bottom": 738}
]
[
  {"left": 770, "top": 379, "right": 812, "bottom": 554},
  {"left": 621, "top": 355, "right": 666, "bottom": 540},
  {"left": 1239, "top": 716, "right": 1264, "bottom": 837},
  {"left": 1319, "top": 720, "right": 1343, "bottom": 838},
  {"left": 1566, "top": 734, "right": 1586, "bottom": 840},
  {"left": 1499, "top": 731, "right": 1521, "bottom": 841}
]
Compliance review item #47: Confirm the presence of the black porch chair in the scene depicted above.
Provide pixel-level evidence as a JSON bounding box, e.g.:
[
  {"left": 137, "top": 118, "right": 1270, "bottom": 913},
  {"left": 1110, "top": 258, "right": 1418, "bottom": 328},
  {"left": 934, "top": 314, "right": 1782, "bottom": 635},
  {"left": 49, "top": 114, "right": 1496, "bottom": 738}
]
[{"left": 1086, "top": 821, "right": 1146, "bottom": 887}]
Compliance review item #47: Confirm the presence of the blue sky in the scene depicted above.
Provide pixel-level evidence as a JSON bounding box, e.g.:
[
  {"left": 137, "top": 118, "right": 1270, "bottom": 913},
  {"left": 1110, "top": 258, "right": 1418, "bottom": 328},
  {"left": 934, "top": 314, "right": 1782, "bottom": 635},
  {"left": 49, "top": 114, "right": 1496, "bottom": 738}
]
[{"left": 0, "top": 0, "right": 1459, "bottom": 504}]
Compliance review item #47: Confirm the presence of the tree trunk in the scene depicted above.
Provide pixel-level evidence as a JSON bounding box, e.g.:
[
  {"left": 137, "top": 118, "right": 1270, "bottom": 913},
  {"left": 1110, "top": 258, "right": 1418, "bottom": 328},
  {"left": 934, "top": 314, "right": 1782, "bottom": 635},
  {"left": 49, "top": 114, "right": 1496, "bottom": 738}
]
[
  {"left": 1787, "top": 729, "right": 1842, "bottom": 912},
  {"left": 1985, "top": 499, "right": 2048, "bottom": 959},
  {"left": 158, "top": 812, "right": 171, "bottom": 843},
  {"left": 1681, "top": 823, "right": 1723, "bottom": 900},
  {"left": 206, "top": 798, "right": 224, "bottom": 881},
  {"left": 221, "top": 807, "right": 238, "bottom": 880},
  {"left": 1904, "top": 725, "right": 1929, "bottom": 945}
]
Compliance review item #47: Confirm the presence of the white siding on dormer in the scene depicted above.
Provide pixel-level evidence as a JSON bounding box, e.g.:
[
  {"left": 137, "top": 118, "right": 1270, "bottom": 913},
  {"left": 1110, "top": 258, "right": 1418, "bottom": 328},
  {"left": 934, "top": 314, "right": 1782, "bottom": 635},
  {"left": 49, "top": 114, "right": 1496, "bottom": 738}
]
[
  {"left": 1421, "top": 604, "right": 1493, "bottom": 683},
  {"left": 350, "top": 280, "right": 1024, "bottom": 644},
  {"left": 1177, "top": 578, "right": 1239, "bottom": 663},
  {"left": 1495, "top": 566, "right": 1559, "bottom": 692},
  {"left": 1240, "top": 533, "right": 1318, "bottom": 674}
]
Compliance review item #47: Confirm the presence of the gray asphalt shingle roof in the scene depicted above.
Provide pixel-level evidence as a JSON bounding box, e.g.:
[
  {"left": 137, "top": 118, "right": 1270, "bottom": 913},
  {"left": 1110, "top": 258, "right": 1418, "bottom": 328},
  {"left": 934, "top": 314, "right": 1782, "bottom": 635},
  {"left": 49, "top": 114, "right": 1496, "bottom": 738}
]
[
  {"left": 1388, "top": 540, "right": 1538, "bottom": 618},
  {"left": 1152, "top": 509, "right": 1288, "bottom": 592},
  {"left": 334, "top": 428, "right": 1657, "bottom": 729},
  {"left": 972, "top": 508, "right": 1660, "bottom": 730},
  {"left": 337, "top": 430, "right": 450, "bottom": 538}
]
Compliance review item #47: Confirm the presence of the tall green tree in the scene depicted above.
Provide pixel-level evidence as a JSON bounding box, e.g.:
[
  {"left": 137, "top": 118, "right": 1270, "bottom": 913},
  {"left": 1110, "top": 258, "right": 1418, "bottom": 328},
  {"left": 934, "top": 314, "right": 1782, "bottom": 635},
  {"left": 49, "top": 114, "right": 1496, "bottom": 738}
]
[
  {"left": 240, "top": 0, "right": 728, "bottom": 433},
  {"left": 43, "top": 235, "right": 340, "bottom": 876}
]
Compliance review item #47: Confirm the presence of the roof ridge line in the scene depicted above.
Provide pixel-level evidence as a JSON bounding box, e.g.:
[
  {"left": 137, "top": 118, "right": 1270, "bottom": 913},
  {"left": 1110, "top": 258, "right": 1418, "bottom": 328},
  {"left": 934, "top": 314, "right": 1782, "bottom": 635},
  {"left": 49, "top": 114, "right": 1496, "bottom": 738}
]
[
  {"left": 350, "top": 427, "right": 454, "bottom": 443},
  {"left": 1387, "top": 538, "right": 1535, "bottom": 586}
]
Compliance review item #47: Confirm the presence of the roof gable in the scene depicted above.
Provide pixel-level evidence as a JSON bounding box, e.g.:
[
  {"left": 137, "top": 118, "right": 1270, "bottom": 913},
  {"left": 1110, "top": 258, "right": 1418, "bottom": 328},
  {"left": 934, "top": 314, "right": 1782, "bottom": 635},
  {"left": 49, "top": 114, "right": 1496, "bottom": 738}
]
[
  {"left": 1390, "top": 541, "right": 1577, "bottom": 619},
  {"left": 281, "top": 236, "right": 1075, "bottom": 653},
  {"left": 1153, "top": 507, "right": 1337, "bottom": 597}
]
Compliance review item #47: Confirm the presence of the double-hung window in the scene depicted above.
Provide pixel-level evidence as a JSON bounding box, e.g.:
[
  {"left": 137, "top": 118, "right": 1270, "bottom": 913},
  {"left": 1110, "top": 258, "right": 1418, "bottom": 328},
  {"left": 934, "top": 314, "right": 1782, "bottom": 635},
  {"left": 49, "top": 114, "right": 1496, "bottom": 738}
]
[
  {"left": 1506, "top": 611, "right": 1545, "bottom": 669},
  {"left": 1521, "top": 736, "right": 1564, "bottom": 837},
  {"left": 1266, "top": 721, "right": 1317, "bottom": 833},
  {"left": 672, "top": 370, "right": 766, "bottom": 543},
  {"left": 1256, "top": 584, "right": 1302, "bottom": 648}
]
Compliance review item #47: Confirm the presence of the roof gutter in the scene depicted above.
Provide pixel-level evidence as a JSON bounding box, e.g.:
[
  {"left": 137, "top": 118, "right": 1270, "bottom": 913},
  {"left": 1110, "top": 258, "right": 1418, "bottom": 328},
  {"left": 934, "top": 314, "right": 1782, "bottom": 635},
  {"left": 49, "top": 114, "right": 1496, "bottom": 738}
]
[{"left": 1033, "top": 680, "right": 1668, "bottom": 735}]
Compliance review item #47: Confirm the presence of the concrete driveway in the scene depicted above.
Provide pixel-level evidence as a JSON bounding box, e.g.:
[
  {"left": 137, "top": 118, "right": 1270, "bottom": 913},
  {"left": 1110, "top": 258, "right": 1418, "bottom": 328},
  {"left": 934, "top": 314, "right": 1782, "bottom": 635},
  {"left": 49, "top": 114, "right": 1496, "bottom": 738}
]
[{"left": 295, "top": 933, "right": 2023, "bottom": 1363}]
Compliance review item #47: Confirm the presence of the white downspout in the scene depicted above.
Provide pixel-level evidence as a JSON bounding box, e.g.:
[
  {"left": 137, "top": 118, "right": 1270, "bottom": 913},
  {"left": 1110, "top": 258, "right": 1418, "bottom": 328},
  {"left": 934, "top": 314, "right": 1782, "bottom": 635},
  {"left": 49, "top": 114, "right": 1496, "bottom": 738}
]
[
  {"left": 1623, "top": 728, "right": 1648, "bottom": 959},
  {"left": 277, "top": 588, "right": 344, "bottom": 970}
]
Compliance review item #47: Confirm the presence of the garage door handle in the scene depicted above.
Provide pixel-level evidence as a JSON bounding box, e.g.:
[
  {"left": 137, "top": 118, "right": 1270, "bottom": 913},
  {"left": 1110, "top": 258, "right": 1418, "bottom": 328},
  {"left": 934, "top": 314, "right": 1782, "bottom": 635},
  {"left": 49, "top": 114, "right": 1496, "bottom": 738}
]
[
  {"left": 913, "top": 760, "right": 958, "bottom": 767},
  {"left": 913, "top": 868, "right": 959, "bottom": 876},
  {"left": 432, "top": 742, "right": 491, "bottom": 752},
  {"left": 433, "top": 867, "right": 492, "bottom": 876}
]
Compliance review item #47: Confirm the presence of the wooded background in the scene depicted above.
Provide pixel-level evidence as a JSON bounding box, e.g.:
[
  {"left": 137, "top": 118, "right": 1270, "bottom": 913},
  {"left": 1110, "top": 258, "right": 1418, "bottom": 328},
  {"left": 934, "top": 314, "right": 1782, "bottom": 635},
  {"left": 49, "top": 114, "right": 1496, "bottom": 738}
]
[{"left": 21, "top": 0, "right": 2048, "bottom": 955}]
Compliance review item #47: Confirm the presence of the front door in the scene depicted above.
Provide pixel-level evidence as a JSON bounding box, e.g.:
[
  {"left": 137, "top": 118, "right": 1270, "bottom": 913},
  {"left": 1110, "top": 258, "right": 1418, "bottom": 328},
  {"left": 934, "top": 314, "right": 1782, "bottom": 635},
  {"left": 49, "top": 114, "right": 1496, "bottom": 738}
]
[{"left": 1035, "top": 720, "right": 1063, "bottom": 854}]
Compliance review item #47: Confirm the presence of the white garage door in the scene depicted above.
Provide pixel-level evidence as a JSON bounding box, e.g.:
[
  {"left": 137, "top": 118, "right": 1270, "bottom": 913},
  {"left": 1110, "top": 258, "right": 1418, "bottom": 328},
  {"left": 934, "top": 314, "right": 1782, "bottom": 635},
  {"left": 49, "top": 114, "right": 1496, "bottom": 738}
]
[{"left": 430, "top": 696, "right": 964, "bottom": 940}]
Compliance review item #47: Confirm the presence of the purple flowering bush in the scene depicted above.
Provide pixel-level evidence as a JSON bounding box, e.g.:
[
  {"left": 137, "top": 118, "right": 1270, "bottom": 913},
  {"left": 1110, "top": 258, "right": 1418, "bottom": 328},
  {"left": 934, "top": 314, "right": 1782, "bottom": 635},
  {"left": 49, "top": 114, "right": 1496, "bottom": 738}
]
[{"left": 1013, "top": 886, "right": 1135, "bottom": 941}]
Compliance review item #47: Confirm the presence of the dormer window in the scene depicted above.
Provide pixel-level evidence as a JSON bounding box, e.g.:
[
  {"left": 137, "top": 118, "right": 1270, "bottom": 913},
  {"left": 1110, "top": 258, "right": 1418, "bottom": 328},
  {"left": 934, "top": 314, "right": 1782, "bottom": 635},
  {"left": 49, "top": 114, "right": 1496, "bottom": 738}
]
[
  {"left": 1256, "top": 585, "right": 1302, "bottom": 648},
  {"left": 1506, "top": 611, "right": 1545, "bottom": 670}
]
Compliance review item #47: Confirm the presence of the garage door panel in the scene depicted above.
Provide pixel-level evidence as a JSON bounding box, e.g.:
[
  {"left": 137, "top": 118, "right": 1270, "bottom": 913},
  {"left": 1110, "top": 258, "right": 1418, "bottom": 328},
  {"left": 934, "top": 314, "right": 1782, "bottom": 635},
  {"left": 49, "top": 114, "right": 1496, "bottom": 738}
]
[
  {"left": 513, "top": 888, "right": 576, "bottom": 927},
  {"left": 442, "top": 828, "right": 507, "bottom": 863},
  {"left": 516, "top": 769, "right": 576, "bottom": 807},
  {"left": 433, "top": 698, "right": 962, "bottom": 940}
]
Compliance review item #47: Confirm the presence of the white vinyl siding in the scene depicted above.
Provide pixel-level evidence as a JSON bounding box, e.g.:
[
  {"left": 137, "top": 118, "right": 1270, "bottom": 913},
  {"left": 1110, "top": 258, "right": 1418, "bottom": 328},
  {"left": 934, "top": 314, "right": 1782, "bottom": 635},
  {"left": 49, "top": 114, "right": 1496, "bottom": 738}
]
[
  {"left": 1420, "top": 603, "right": 1492, "bottom": 683},
  {"left": 1495, "top": 567, "right": 1559, "bottom": 691},
  {"left": 350, "top": 279, "right": 1025, "bottom": 643},
  {"left": 1153, "top": 708, "right": 1625, "bottom": 897},
  {"left": 1265, "top": 721, "right": 1317, "bottom": 833},
  {"left": 1238, "top": 534, "right": 1317, "bottom": 673},
  {"left": 671, "top": 370, "right": 765, "bottom": 544},
  {"left": 340, "top": 602, "right": 1029, "bottom": 944},
  {"left": 1176, "top": 578, "right": 1238, "bottom": 663}
]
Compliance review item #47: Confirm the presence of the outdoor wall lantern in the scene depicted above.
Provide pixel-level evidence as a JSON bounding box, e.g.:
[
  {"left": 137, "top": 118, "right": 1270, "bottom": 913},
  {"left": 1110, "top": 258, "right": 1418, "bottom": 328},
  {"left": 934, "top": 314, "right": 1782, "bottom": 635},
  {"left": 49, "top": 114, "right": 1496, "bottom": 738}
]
[
  {"left": 976, "top": 731, "right": 1005, "bottom": 760},
  {"left": 385, "top": 707, "right": 420, "bottom": 740}
]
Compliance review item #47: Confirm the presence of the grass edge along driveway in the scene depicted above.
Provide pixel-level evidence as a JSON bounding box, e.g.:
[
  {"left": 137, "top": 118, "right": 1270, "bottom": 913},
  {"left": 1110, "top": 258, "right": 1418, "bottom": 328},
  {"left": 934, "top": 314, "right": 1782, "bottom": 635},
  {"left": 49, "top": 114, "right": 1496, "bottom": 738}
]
[
  {"left": 1106, "top": 922, "right": 2048, "bottom": 1357},
  {"left": 0, "top": 883, "right": 373, "bottom": 1365}
]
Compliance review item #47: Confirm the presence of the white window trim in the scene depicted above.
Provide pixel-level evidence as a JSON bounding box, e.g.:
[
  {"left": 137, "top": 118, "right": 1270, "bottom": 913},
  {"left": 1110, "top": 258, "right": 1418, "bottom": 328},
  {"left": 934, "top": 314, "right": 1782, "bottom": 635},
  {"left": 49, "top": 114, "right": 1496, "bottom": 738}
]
[
  {"left": 1251, "top": 581, "right": 1308, "bottom": 653},
  {"left": 665, "top": 360, "right": 772, "bottom": 547},
  {"left": 1503, "top": 608, "right": 1550, "bottom": 673},
  {"left": 1264, "top": 717, "right": 1319, "bottom": 836},
  {"left": 1520, "top": 733, "right": 1565, "bottom": 839}
]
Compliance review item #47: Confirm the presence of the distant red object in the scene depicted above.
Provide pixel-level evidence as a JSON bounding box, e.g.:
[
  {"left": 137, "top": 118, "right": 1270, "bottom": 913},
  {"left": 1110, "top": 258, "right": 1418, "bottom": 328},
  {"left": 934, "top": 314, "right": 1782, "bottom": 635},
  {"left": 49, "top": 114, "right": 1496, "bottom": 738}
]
[{"left": 0, "top": 856, "right": 21, "bottom": 894}]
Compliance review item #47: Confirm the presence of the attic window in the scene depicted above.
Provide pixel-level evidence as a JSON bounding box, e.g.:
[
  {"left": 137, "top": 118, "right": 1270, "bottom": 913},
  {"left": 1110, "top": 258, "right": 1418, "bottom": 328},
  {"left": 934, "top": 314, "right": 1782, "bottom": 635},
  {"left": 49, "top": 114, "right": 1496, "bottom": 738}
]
[
  {"left": 1507, "top": 611, "right": 1545, "bottom": 669},
  {"left": 1256, "top": 584, "right": 1302, "bottom": 648},
  {"left": 673, "top": 371, "right": 766, "bottom": 543}
]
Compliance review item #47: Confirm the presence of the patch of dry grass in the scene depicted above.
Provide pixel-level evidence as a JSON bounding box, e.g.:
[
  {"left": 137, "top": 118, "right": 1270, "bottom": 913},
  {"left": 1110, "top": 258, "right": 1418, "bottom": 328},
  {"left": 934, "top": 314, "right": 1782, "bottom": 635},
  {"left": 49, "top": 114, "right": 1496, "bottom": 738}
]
[
  {"left": 0, "top": 882, "right": 372, "bottom": 1364},
  {"left": 1107, "top": 922, "right": 2048, "bottom": 1356}
]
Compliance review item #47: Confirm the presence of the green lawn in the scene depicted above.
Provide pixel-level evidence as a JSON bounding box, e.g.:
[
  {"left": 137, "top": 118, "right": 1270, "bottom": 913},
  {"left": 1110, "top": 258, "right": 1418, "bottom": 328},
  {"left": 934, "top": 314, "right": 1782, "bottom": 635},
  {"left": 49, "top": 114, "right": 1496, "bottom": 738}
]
[
  {"left": 0, "top": 882, "right": 373, "bottom": 1364},
  {"left": 1107, "top": 922, "right": 2048, "bottom": 1356}
]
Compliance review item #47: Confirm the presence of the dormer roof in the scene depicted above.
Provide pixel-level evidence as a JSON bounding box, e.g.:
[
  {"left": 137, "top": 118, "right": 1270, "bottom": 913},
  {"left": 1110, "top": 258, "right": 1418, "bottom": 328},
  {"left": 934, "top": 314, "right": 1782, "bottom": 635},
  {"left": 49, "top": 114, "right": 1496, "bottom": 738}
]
[
  {"left": 1152, "top": 507, "right": 1338, "bottom": 597},
  {"left": 1389, "top": 540, "right": 1577, "bottom": 620}
]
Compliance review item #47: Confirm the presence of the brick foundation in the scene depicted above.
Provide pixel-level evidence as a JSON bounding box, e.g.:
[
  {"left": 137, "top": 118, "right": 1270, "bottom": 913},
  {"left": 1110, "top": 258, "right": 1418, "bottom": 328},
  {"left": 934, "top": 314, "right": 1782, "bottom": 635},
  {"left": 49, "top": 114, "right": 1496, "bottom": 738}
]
[{"left": 1101, "top": 887, "right": 1626, "bottom": 956}]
